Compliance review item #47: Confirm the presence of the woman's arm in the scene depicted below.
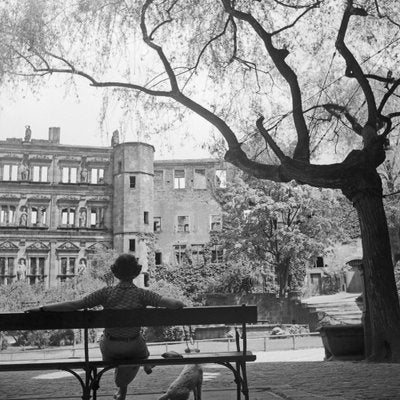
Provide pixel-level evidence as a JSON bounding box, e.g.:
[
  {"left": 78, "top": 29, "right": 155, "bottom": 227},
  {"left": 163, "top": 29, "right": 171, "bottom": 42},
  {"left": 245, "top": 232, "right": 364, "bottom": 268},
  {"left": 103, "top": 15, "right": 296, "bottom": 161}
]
[
  {"left": 26, "top": 299, "right": 87, "bottom": 312},
  {"left": 158, "top": 297, "right": 185, "bottom": 309}
]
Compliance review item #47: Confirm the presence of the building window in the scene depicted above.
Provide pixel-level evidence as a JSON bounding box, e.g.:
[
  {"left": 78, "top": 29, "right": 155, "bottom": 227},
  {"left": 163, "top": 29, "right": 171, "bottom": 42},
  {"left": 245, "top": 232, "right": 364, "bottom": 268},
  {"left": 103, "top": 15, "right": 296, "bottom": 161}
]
[
  {"left": 29, "top": 206, "right": 47, "bottom": 226},
  {"left": 0, "top": 257, "right": 15, "bottom": 285},
  {"left": 315, "top": 256, "right": 324, "bottom": 269},
  {"left": 28, "top": 257, "right": 45, "bottom": 284},
  {"left": 210, "top": 214, "right": 222, "bottom": 231},
  {"left": 61, "top": 207, "right": 76, "bottom": 227},
  {"left": 174, "top": 245, "right": 186, "bottom": 265},
  {"left": 177, "top": 216, "right": 190, "bottom": 232},
  {"left": 3, "top": 164, "right": 18, "bottom": 181},
  {"left": 0, "top": 205, "right": 16, "bottom": 225},
  {"left": 32, "top": 165, "right": 48, "bottom": 182},
  {"left": 153, "top": 217, "right": 161, "bottom": 232},
  {"left": 194, "top": 169, "right": 207, "bottom": 189},
  {"left": 174, "top": 169, "right": 185, "bottom": 189},
  {"left": 90, "top": 168, "right": 105, "bottom": 184},
  {"left": 89, "top": 207, "right": 104, "bottom": 228},
  {"left": 59, "top": 257, "right": 76, "bottom": 281},
  {"left": 144, "top": 211, "right": 149, "bottom": 225},
  {"left": 155, "top": 252, "right": 162, "bottom": 265},
  {"left": 129, "top": 239, "right": 136, "bottom": 252},
  {"left": 31, "top": 207, "right": 38, "bottom": 225},
  {"left": 130, "top": 176, "right": 136, "bottom": 188},
  {"left": 211, "top": 245, "right": 224, "bottom": 263},
  {"left": 215, "top": 169, "right": 227, "bottom": 188},
  {"left": 154, "top": 170, "right": 164, "bottom": 186},
  {"left": 40, "top": 207, "right": 47, "bottom": 225},
  {"left": 62, "top": 167, "right": 78, "bottom": 183},
  {"left": 191, "top": 244, "right": 204, "bottom": 264},
  {"left": 118, "top": 161, "right": 122, "bottom": 173}
]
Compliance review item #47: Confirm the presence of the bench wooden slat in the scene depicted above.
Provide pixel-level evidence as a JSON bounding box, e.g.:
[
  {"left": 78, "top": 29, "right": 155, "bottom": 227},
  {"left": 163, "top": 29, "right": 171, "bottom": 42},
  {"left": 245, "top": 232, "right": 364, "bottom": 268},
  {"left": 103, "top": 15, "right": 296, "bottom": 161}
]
[
  {"left": 0, "top": 306, "right": 258, "bottom": 331},
  {"left": 0, "top": 351, "right": 256, "bottom": 371}
]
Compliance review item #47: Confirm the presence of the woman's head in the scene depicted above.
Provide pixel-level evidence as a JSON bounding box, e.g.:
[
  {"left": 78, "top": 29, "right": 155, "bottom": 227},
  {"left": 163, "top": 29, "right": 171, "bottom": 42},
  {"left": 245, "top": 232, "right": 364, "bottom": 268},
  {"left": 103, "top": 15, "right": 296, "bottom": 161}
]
[{"left": 110, "top": 253, "right": 142, "bottom": 281}]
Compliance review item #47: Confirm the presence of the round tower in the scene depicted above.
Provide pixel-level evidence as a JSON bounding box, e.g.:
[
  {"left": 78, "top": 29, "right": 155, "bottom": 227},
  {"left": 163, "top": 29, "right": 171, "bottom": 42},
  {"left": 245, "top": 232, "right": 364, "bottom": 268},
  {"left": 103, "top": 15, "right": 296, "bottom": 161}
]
[{"left": 112, "top": 142, "right": 154, "bottom": 286}]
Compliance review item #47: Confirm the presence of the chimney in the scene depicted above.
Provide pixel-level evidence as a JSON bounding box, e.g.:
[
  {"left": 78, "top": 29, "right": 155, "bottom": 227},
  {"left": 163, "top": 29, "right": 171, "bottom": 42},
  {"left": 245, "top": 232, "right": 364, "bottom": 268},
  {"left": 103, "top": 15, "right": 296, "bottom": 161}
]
[{"left": 48, "top": 127, "right": 60, "bottom": 144}]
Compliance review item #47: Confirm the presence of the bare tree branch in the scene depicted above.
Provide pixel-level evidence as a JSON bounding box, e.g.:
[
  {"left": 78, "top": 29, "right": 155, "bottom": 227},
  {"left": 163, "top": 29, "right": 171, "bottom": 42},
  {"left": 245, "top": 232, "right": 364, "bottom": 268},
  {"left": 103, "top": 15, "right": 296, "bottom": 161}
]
[
  {"left": 141, "top": 0, "right": 179, "bottom": 91},
  {"left": 322, "top": 103, "right": 363, "bottom": 135},
  {"left": 378, "top": 78, "right": 400, "bottom": 114},
  {"left": 272, "top": 0, "right": 320, "bottom": 9},
  {"left": 221, "top": 0, "right": 311, "bottom": 162},
  {"left": 374, "top": 0, "right": 400, "bottom": 28},
  {"left": 272, "top": 1, "right": 321, "bottom": 36},
  {"left": 335, "top": 1, "right": 377, "bottom": 128},
  {"left": 256, "top": 116, "right": 287, "bottom": 161}
]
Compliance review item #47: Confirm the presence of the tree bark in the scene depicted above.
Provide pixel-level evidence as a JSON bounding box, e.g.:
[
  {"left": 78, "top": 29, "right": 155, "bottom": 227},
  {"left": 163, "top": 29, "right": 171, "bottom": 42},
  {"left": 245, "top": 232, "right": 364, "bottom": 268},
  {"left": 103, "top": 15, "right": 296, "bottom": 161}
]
[{"left": 345, "top": 169, "right": 400, "bottom": 362}]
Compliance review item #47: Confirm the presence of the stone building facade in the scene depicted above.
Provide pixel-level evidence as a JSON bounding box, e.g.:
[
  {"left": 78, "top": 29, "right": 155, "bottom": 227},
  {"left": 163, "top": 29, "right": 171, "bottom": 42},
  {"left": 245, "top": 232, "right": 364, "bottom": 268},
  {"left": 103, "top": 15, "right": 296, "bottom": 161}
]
[{"left": 0, "top": 128, "right": 227, "bottom": 288}]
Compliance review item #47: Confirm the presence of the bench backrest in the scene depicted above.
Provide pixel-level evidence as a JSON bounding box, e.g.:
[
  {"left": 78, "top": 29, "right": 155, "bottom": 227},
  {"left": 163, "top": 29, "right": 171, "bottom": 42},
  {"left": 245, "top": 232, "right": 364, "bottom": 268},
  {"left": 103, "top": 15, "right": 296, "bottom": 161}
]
[{"left": 0, "top": 305, "right": 258, "bottom": 331}]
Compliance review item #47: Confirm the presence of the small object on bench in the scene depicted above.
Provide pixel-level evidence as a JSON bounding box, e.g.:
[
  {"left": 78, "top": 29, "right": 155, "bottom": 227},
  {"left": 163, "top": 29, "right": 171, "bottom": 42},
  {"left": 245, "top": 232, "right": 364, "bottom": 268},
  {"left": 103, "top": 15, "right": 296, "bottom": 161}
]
[
  {"left": 0, "top": 305, "right": 257, "bottom": 400},
  {"left": 162, "top": 351, "right": 184, "bottom": 359}
]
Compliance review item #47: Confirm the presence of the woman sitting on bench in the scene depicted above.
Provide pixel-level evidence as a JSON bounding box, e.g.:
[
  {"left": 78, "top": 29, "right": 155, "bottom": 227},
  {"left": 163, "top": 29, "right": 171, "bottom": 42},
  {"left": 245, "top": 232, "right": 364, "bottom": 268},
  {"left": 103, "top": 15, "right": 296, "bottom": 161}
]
[{"left": 27, "top": 254, "right": 185, "bottom": 400}]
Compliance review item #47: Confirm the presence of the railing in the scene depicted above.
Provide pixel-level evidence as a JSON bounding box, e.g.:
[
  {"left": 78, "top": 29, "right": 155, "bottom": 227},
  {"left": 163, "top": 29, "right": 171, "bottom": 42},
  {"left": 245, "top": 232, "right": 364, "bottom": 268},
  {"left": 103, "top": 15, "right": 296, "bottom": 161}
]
[{"left": 0, "top": 332, "right": 322, "bottom": 362}]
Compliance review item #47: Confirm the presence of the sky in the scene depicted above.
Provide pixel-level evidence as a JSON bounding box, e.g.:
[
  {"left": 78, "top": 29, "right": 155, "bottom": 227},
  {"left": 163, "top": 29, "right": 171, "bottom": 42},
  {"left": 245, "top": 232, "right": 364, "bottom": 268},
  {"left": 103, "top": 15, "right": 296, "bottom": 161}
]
[{"left": 0, "top": 76, "right": 215, "bottom": 160}]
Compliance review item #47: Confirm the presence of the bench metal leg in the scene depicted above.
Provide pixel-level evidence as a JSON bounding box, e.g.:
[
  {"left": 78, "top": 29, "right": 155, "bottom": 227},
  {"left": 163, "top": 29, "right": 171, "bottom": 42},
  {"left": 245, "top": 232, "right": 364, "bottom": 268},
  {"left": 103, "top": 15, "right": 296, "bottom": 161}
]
[
  {"left": 240, "top": 361, "right": 250, "bottom": 400},
  {"left": 60, "top": 367, "right": 92, "bottom": 400},
  {"left": 220, "top": 361, "right": 250, "bottom": 400}
]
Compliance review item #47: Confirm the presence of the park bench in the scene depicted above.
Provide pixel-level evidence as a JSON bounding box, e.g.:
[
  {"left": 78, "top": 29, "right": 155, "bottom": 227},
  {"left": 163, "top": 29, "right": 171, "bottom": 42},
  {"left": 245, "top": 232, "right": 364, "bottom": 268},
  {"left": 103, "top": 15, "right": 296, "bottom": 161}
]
[{"left": 0, "top": 305, "right": 257, "bottom": 400}]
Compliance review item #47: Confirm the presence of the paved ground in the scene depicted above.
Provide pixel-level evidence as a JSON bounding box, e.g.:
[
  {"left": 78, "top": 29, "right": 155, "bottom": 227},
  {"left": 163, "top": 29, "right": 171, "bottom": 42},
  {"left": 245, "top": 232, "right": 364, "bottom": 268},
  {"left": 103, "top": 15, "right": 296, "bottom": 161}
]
[{"left": 1, "top": 348, "right": 400, "bottom": 399}]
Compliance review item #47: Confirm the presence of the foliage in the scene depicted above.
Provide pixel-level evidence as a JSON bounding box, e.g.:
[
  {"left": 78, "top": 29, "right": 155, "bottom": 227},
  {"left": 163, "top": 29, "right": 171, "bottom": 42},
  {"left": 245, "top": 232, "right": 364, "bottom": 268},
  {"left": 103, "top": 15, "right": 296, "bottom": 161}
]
[
  {"left": 89, "top": 248, "right": 119, "bottom": 286},
  {"left": 212, "top": 174, "right": 348, "bottom": 297},
  {"left": 153, "top": 259, "right": 227, "bottom": 302},
  {"left": 206, "top": 258, "right": 262, "bottom": 294},
  {"left": 321, "top": 272, "right": 344, "bottom": 295},
  {"left": 0, "top": 274, "right": 104, "bottom": 348}
]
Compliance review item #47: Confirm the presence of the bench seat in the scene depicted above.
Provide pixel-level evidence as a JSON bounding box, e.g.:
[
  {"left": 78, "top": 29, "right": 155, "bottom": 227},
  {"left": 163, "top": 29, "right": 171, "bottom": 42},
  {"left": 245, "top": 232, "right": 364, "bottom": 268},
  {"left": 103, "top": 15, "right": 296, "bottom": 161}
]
[{"left": 0, "top": 351, "right": 256, "bottom": 371}]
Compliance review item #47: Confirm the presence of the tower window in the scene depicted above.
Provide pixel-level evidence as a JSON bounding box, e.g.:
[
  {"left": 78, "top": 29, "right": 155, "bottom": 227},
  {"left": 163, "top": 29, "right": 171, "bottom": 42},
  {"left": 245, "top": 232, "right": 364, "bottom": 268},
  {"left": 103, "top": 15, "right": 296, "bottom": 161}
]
[
  {"left": 130, "top": 176, "right": 136, "bottom": 188},
  {"left": 129, "top": 239, "right": 136, "bottom": 252},
  {"left": 155, "top": 252, "right": 162, "bottom": 265},
  {"left": 144, "top": 211, "right": 149, "bottom": 224},
  {"left": 154, "top": 217, "right": 161, "bottom": 232}
]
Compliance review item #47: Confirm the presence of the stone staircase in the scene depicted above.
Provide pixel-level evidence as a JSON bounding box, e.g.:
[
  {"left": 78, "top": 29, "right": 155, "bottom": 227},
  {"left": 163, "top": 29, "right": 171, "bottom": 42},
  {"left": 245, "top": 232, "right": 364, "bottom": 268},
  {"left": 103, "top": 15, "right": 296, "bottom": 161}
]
[{"left": 300, "top": 292, "right": 363, "bottom": 327}]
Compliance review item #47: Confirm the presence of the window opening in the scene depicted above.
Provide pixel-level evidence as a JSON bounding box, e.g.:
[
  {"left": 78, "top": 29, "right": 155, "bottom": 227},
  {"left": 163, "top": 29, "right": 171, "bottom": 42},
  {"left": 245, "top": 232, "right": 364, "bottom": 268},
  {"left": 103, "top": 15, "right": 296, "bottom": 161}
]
[
  {"left": 215, "top": 169, "right": 227, "bottom": 188},
  {"left": 32, "top": 166, "right": 48, "bottom": 182},
  {"left": 210, "top": 215, "right": 222, "bottom": 231},
  {"left": 155, "top": 252, "right": 162, "bottom": 265},
  {"left": 177, "top": 216, "right": 190, "bottom": 232},
  {"left": 3, "top": 164, "right": 18, "bottom": 181},
  {"left": 191, "top": 244, "right": 204, "bottom": 264},
  {"left": 194, "top": 169, "right": 207, "bottom": 189},
  {"left": 174, "top": 169, "right": 185, "bottom": 189},
  {"left": 153, "top": 217, "right": 161, "bottom": 232},
  {"left": 154, "top": 170, "right": 164, "bottom": 186},
  {"left": 174, "top": 245, "right": 186, "bottom": 264},
  {"left": 62, "top": 167, "right": 78, "bottom": 183},
  {"left": 211, "top": 245, "right": 224, "bottom": 263}
]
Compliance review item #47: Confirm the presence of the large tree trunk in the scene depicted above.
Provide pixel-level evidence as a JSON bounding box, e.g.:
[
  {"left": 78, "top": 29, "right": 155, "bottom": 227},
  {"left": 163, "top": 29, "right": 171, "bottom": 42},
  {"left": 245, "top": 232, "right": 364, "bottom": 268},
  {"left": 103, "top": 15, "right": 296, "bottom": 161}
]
[{"left": 347, "top": 170, "right": 400, "bottom": 362}]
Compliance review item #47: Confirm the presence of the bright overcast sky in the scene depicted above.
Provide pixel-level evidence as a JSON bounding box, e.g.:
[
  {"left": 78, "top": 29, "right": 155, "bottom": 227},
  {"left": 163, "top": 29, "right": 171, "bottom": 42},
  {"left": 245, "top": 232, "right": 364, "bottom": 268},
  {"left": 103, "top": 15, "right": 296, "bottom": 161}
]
[{"left": 0, "top": 76, "right": 214, "bottom": 160}]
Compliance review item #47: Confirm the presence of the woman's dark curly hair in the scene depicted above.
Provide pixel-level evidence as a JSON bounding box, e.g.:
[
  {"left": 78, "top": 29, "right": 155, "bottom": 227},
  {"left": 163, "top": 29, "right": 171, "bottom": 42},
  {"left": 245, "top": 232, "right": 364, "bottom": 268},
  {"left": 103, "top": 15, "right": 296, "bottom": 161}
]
[{"left": 110, "top": 254, "right": 142, "bottom": 281}]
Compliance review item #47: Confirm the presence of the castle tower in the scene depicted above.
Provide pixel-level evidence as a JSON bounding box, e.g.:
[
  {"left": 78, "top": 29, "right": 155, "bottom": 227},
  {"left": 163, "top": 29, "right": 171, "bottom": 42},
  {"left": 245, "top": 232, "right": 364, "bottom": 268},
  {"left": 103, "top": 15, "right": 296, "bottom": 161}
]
[{"left": 112, "top": 142, "right": 155, "bottom": 286}]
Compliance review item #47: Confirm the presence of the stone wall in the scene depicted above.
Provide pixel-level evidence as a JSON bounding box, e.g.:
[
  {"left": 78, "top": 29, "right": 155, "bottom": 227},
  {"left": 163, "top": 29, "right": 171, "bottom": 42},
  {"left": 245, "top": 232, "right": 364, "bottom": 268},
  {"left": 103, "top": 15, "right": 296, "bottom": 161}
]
[{"left": 204, "top": 293, "right": 318, "bottom": 331}]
